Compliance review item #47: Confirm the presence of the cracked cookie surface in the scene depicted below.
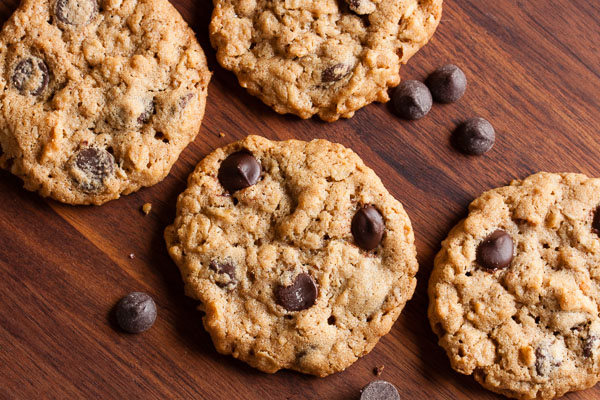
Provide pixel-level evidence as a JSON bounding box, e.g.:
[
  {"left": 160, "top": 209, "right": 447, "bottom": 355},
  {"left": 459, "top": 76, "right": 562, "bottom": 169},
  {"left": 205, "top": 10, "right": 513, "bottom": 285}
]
[
  {"left": 164, "top": 135, "right": 418, "bottom": 376},
  {"left": 209, "top": 0, "right": 442, "bottom": 121},
  {"left": 428, "top": 172, "right": 600, "bottom": 399},
  {"left": 0, "top": 0, "right": 211, "bottom": 205}
]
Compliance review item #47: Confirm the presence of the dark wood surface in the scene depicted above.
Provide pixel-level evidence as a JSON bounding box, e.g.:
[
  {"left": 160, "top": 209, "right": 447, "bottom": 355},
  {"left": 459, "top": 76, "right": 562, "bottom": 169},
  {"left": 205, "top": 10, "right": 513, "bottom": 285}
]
[{"left": 1, "top": 0, "right": 599, "bottom": 399}]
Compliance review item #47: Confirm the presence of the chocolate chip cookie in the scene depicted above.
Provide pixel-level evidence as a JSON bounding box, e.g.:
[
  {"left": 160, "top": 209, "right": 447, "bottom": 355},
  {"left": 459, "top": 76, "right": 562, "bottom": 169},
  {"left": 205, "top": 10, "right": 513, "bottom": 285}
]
[
  {"left": 164, "top": 135, "right": 418, "bottom": 376},
  {"left": 209, "top": 0, "right": 442, "bottom": 121},
  {"left": 428, "top": 172, "right": 600, "bottom": 399},
  {"left": 0, "top": 0, "right": 211, "bottom": 205}
]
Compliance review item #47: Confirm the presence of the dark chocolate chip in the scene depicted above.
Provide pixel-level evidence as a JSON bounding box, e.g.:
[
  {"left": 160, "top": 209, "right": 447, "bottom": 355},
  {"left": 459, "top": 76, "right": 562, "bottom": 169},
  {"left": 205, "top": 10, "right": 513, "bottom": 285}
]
[
  {"left": 476, "top": 230, "right": 513, "bottom": 270},
  {"left": 12, "top": 57, "right": 49, "bottom": 96},
  {"left": 352, "top": 205, "right": 384, "bottom": 251},
  {"left": 592, "top": 206, "right": 600, "bottom": 235},
  {"left": 391, "top": 80, "right": 432, "bottom": 120},
  {"left": 137, "top": 99, "right": 155, "bottom": 125},
  {"left": 583, "top": 335, "right": 597, "bottom": 358},
  {"left": 115, "top": 292, "right": 157, "bottom": 333},
  {"left": 452, "top": 117, "right": 495, "bottom": 155},
  {"left": 426, "top": 64, "right": 467, "bottom": 103},
  {"left": 209, "top": 260, "right": 237, "bottom": 289},
  {"left": 322, "top": 63, "right": 351, "bottom": 83},
  {"left": 360, "top": 380, "right": 400, "bottom": 400},
  {"left": 276, "top": 273, "right": 318, "bottom": 312},
  {"left": 73, "top": 146, "right": 115, "bottom": 193},
  {"left": 218, "top": 151, "right": 261, "bottom": 193},
  {"left": 55, "top": 0, "right": 98, "bottom": 26}
]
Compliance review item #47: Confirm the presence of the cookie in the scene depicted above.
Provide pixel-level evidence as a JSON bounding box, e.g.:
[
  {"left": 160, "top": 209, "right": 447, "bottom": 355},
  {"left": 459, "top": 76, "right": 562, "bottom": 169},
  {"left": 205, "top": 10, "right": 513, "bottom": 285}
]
[
  {"left": 164, "top": 135, "right": 418, "bottom": 376},
  {"left": 0, "top": 0, "right": 211, "bottom": 205},
  {"left": 428, "top": 172, "right": 600, "bottom": 399},
  {"left": 209, "top": 0, "right": 442, "bottom": 121}
]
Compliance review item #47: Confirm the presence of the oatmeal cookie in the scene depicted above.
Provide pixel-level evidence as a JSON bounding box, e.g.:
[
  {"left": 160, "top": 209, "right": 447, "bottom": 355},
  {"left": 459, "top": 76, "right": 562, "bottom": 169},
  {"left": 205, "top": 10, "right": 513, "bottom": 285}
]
[
  {"left": 429, "top": 172, "right": 600, "bottom": 399},
  {"left": 209, "top": 0, "right": 442, "bottom": 121},
  {"left": 0, "top": 0, "right": 211, "bottom": 204},
  {"left": 165, "top": 135, "right": 418, "bottom": 376}
]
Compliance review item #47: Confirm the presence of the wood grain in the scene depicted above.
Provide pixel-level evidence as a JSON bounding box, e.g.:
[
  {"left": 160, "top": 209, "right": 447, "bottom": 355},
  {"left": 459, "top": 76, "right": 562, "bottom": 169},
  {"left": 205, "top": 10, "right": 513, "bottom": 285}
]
[{"left": 1, "top": 0, "right": 599, "bottom": 399}]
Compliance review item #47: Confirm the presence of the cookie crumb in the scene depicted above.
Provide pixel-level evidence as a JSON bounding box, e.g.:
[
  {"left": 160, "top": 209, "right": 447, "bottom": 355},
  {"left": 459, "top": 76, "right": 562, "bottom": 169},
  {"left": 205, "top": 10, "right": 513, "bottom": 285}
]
[
  {"left": 219, "top": 132, "right": 226, "bottom": 138},
  {"left": 129, "top": 253, "right": 135, "bottom": 259},
  {"left": 142, "top": 202, "right": 152, "bottom": 215},
  {"left": 374, "top": 365, "right": 384, "bottom": 376}
]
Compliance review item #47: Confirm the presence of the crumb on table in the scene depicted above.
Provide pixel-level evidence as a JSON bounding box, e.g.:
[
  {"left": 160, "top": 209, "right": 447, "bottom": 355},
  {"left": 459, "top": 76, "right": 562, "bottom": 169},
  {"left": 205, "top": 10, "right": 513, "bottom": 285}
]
[
  {"left": 374, "top": 365, "right": 384, "bottom": 376},
  {"left": 142, "top": 202, "right": 152, "bottom": 215}
]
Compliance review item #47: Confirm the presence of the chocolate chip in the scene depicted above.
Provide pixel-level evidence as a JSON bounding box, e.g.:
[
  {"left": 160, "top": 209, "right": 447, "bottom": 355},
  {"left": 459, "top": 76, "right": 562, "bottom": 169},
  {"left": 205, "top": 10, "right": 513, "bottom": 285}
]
[
  {"left": 115, "top": 292, "right": 157, "bottom": 333},
  {"left": 352, "top": 205, "right": 384, "bottom": 251},
  {"left": 276, "top": 273, "right": 318, "bottom": 312},
  {"left": 137, "top": 100, "right": 155, "bottom": 125},
  {"left": 218, "top": 151, "right": 261, "bottom": 194},
  {"left": 360, "top": 380, "right": 400, "bottom": 400},
  {"left": 209, "top": 260, "right": 237, "bottom": 289},
  {"left": 452, "top": 117, "right": 495, "bottom": 155},
  {"left": 322, "top": 63, "right": 351, "bottom": 83},
  {"left": 72, "top": 146, "right": 115, "bottom": 193},
  {"left": 426, "top": 64, "right": 467, "bottom": 103},
  {"left": 583, "top": 335, "right": 597, "bottom": 358},
  {"left": 535, "top": 346, "right": 549, "bottom": 376},
  {"left": 391, "top": 80, "right": 432, "bottom": 120},
  {"left": 12, "top": 57, "right": 49, "bottom": 96},
  {"left": 54, "top": 0, "right": 98, "bottom": 26},
  {"left": 178, "top": 93, "right": 195, "bottom": 109},
  {"left": 592, "top": 206, "right": 600, "bottom": 235},
  {"left": 535, "top": 345, "right": 561, "bottom": 376},
  {"left": 476, "top": 230, "right": 513, "bottom": 270}
]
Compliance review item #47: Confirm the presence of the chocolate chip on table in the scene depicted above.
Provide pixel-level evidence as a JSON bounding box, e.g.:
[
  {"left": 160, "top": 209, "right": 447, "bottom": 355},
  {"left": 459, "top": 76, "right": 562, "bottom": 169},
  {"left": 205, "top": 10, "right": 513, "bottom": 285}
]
[
  {"left": 322, "top": 63, "right": 350, "bottom": 83},
  {"left": 391, "top": 80, "right": 432, "bottom": 120},
  {"left": 592, "top": 206, "right": 600, "bottom": 234},
  {"left": 12, "top": 57, "right": 49, "bottom": 96},
  {"left": 218, "top": 151, "right": 261, "bottom": 193},
  {"left": 73, "top": 146, "right": 115, "bottom": 193},
  {"left": 426, "top": 64, "right": 467, "bottom": 103},
  {"left": 115, "top": 292, "right": 157, "bottom": 334},
  {"left": 276, "top": 273, "right": 318, "bottom": 312},
  {"left": 476, "top": 230, "right": 514, "bottom": 271},
  {"left": 209, "top": 260, "right": 237, "bottom": 289},
  {"left": 452, "top": 117, "right": 495, "bottom": 155},
  {"left": 352, "top": 205, "right": 385, "bottom": 250},
  {"left": 54, "top": 0, "right": 98, "bottom": 26},
  {"left": 360, "top": 380, "right": 400, "bottom": 400}
]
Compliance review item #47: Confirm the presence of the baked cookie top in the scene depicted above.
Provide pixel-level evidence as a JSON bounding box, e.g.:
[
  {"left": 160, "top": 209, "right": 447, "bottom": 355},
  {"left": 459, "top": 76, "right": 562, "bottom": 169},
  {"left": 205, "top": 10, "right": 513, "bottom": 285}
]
[
  {"left": 165, "top": 135, "right": 418, "bottom": 376},
  {"left": 0, "top": 0, "right": 211, "bottom": 205},
  {"left": 428, "top": 172, "right": 600, "bottom": 399},
  {"left": 209, "top": 0, "right": 442, "bottom": 121}
]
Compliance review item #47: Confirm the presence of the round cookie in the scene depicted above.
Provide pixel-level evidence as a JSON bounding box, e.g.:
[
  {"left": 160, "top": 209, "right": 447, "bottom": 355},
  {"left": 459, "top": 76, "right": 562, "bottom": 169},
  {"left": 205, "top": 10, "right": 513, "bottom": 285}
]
[
  {"left": 165, "top": 135, "right": 418, "bottom": 376},
  {"left": 428, "top": 172, "right": 600, "bottom": 399},
  {"left": 0, "top": 0, "right": 211, "bottom": 205},
  {"left": 209, "top": 0, "right": 442, "bottom": 121}
]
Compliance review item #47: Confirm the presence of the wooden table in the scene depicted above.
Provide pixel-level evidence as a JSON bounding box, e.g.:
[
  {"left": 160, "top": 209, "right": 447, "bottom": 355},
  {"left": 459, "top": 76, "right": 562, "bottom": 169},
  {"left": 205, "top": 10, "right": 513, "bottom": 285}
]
[{"left": 1, "top": 0, "right": 599, "bottom": 398}]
